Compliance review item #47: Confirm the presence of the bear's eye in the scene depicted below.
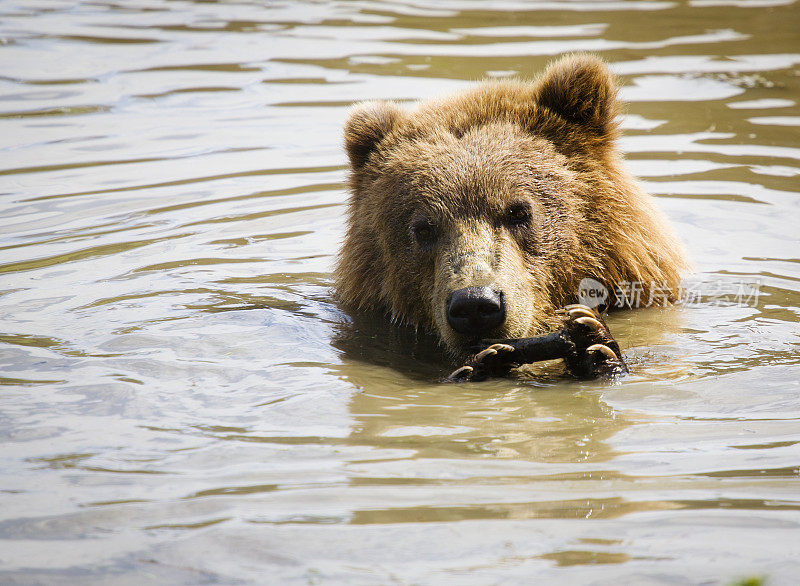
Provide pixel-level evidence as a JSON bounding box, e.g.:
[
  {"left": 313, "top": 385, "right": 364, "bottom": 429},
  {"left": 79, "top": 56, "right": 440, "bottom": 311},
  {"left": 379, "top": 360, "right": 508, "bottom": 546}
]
[
  {"left": 504, "top": 202, "right": 532, "bottom": 227},
  {"left": 411, "top": 219, "right": 437, "bottom": 248}
]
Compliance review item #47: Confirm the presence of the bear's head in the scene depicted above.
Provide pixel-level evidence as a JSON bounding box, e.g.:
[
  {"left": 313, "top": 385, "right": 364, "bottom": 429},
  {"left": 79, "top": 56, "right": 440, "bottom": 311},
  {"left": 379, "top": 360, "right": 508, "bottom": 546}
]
[{"left": 336, "top": 54, "right": 686, "bottom": 354}]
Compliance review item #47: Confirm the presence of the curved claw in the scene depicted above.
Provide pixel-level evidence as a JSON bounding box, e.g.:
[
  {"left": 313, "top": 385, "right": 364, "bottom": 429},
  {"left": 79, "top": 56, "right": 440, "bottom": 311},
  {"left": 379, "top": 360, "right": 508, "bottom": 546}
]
[
  {"left": 447, "top": 343, "right": 517, "bottom": 383},
  {"left": 474, "top": 343, "right": 515, "bottom": 362},
  {"left": 490, "top": 343, "right": 515, "bottom": 353},
  {"left": 567, "top": 307, "right": 597, "bottom": 320},
  {"left": 586, "top": 343, "right": 618, "bottom": 360},
  {"left": 474, "top": 347, "right": 498, "bottom": 361},
  {"left": 447, "top": 365, "right": 474, "bottom": 382},
  {"left": 574, "top": 316, "right": 604, "bottom": 330},
  {"left": 564, "top": 304, "right": 594, "bottom": 311}
]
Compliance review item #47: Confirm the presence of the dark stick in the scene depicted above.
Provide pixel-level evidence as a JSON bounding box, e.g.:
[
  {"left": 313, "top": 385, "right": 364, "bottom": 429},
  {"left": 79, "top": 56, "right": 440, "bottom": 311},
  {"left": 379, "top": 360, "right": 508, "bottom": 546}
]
[
  {"left": 481, "top": 330, "right": 574, "bottom": 366},
  {"left": 446, "top": 306, "right": 628, "bottom": 382}
]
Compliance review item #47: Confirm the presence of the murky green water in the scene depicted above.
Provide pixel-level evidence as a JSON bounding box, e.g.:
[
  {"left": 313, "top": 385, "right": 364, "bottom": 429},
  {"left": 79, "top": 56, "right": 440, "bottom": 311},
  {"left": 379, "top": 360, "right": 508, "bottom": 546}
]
[{"left": 1, "top": 1, "right": 799, "bottom": 584}]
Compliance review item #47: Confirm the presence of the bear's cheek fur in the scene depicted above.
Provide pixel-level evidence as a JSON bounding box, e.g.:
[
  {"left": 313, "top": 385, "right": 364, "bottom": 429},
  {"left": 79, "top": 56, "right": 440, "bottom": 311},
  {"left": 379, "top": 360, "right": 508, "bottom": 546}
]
[{"left": 370, "top": 203, "right": 438, "bottom": 327}]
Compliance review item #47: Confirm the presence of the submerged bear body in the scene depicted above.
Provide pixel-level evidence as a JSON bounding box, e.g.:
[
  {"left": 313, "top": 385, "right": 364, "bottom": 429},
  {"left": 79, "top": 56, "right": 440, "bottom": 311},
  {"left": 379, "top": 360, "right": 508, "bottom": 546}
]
[{"left": 335, "top": 54, "right": 688, "bottom": 359}]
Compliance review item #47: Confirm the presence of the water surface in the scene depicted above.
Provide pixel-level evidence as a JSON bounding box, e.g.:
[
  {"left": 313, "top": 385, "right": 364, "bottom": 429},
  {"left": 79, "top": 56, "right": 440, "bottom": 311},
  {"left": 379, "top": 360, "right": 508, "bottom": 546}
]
[{"left": 1, "top": 0, "right": 799, "bottom": 584}]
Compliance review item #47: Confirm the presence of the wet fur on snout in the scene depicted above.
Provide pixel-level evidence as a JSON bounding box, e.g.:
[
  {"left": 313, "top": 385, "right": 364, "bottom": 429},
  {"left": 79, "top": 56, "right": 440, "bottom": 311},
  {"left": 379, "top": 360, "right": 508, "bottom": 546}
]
[{"left": 335, "top": 54, "right": 688, "bottom": 356}]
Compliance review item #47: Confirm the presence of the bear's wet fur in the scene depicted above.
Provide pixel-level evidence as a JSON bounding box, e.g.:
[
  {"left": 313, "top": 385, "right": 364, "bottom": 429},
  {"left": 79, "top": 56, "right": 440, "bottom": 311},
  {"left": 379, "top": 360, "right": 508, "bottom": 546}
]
[{"left": 335, "top": 54, "right": 688, "bottom": 356}]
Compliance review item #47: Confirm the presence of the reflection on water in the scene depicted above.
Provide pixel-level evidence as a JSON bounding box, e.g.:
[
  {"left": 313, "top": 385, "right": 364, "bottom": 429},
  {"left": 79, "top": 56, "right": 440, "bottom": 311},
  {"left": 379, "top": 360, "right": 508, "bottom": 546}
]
[{"left": 1, "top": 0, "right": 799, "bottom": 583}]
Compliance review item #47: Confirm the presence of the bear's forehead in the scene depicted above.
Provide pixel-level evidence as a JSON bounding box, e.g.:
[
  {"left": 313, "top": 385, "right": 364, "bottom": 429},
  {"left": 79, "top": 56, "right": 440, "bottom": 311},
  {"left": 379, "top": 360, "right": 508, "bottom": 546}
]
[
  {"left": 388, "top": 121, "right": 565, "bottom": 174},
  {"left": 378, "top": 129, "right": 571, "bottom": 211}
]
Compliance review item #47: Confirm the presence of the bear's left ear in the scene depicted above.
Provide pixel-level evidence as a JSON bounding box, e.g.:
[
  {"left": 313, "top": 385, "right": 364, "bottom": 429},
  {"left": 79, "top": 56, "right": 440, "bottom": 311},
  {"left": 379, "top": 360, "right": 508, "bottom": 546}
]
[
  {"left": 535, "top": 54, "right": 619, "bottom": 136},
  {"left": 344, "top": 101, "right": 404, "bottom": 170}
]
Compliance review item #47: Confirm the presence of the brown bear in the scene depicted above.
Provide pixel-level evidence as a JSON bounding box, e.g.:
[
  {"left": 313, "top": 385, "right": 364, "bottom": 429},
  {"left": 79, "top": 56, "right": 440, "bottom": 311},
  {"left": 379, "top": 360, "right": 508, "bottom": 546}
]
[{"left": 335, "top": 54, "right": 688, "bottom": 378}]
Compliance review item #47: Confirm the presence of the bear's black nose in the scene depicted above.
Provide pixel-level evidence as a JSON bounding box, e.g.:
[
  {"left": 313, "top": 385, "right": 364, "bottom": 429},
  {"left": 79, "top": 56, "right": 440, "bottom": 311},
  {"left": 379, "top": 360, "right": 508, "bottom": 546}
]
[{"left": 446, "top": 287, "right": 505, "bottom": 336}]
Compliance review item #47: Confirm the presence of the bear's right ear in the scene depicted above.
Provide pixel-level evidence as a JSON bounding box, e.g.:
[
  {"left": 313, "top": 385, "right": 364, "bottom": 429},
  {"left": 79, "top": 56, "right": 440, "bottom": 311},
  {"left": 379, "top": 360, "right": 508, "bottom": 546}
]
[
  {"left": 534, "top": 53, "right": 619, "bottom": 137},
  {"left": 344, "top": 101, "right": 403, "bottom": 169}
]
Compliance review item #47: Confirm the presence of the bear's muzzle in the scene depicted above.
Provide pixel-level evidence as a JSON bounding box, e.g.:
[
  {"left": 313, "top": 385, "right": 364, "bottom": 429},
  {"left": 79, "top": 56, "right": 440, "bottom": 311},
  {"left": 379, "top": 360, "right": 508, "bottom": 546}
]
[{"left": 446, "top": 286, "right": 505, "bottom": 337}]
